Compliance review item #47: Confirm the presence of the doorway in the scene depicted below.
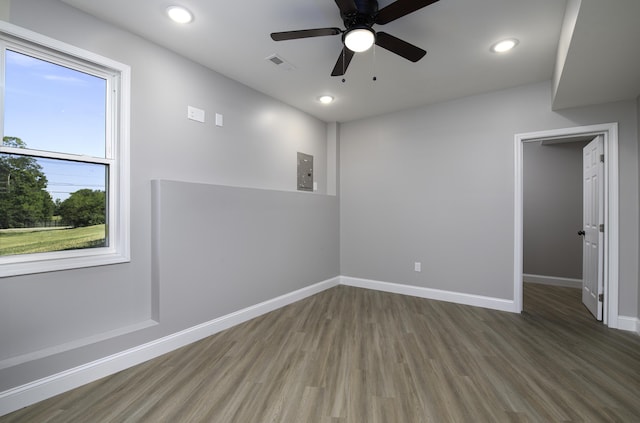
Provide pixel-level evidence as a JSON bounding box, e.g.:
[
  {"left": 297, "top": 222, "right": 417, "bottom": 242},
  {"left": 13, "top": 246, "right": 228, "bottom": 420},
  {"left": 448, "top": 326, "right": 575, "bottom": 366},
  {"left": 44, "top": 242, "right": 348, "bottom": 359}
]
[
  {"left": 514, "top": 123, "right": 619, "bottom": 328},
  {"left": 521, "top": 136, "right": 599, "bottom": 319}
]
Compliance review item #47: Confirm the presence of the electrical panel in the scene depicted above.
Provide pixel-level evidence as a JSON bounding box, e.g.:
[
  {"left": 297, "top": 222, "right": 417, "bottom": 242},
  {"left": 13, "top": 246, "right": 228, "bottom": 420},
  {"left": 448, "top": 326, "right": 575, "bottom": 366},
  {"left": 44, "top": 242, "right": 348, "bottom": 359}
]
[{"left": 297, "top": 152, "right": 313, "bottom": 191}]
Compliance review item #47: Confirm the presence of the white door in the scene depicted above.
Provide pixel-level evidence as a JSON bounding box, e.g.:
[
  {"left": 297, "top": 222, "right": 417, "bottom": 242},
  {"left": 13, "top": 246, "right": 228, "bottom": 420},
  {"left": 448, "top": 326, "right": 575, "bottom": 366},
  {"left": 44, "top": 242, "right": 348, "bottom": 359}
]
[{"left": 581, "top": 135, "right": 604, "bottom": 320}]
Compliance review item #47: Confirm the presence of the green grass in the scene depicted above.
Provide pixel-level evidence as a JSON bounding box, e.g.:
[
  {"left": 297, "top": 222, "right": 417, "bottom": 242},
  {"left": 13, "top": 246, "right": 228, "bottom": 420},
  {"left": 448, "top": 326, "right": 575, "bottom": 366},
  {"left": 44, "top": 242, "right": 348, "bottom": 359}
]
[{"left": 0, "top": 225, "right": 106, "bottom": 256}]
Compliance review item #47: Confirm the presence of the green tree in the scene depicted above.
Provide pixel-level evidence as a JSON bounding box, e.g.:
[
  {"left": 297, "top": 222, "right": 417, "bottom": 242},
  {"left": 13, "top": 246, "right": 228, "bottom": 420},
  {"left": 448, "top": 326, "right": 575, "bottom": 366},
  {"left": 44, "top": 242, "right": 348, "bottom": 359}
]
[
  {"left": 58, "top": 189, "right": 106, "bottom": 228},
  {"left": 54, "top": 198, "right": 63, "bottom": 215},
  {"left": 0, "top": 136, "right": 55, "bottom": 228}
]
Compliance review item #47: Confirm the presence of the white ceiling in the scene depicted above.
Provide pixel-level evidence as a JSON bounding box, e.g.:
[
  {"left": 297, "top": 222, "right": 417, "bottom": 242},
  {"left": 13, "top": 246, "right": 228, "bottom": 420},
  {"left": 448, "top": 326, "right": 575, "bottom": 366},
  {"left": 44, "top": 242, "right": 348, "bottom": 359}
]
[{"left": 59, "top": 0, "right": 640, "bottom": 123}]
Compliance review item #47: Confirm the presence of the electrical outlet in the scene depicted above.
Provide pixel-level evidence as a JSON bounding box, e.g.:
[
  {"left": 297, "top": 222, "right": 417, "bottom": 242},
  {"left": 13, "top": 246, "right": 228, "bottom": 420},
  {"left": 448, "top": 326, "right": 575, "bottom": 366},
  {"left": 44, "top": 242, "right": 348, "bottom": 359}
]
[{"left": 414, "top": 262, "right": 421, "bottom": 272}]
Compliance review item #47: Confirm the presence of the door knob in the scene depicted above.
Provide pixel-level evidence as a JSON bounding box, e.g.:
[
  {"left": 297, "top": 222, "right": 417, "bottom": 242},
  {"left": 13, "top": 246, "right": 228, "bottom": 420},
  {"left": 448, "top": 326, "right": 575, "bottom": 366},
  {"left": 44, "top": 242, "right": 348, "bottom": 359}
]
[{"left": 578, "top": 230, "right": 585, "bottom": 236}]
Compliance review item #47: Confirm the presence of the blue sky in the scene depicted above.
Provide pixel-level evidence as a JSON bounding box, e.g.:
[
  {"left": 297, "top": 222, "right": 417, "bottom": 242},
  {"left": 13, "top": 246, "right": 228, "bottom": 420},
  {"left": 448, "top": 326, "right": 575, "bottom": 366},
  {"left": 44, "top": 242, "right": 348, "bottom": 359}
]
[{"left": 3, "top": 49, "right": 107, "bottom": 200}]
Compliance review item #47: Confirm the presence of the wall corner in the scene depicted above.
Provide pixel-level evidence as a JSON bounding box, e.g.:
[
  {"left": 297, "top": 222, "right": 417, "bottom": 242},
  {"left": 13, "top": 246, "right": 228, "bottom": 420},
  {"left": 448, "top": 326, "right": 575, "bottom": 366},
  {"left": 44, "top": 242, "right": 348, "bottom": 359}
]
[{"left": 327, "top": 122, "right": 339, "bottom": 196}]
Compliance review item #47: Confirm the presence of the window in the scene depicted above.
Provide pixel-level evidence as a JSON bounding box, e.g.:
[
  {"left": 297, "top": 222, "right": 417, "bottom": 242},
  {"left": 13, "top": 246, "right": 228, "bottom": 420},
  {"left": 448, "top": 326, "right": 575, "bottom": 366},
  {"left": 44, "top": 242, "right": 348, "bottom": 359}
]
[{"left": 0, "top": 22, "right": 130, "bottom": 277}]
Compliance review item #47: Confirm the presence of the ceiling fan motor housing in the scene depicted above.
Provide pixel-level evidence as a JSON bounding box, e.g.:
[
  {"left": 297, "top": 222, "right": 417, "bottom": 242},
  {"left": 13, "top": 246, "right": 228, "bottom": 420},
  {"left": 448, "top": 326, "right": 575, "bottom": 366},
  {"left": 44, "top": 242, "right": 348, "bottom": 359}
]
[{"left": 341, "top": 0, "right": 379, "bottom": 29}]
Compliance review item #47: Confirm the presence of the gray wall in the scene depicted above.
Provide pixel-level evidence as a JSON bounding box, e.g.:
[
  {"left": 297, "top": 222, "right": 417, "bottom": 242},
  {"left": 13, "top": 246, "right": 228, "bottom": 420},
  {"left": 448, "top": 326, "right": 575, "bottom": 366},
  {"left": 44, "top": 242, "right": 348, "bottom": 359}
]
[
  {"left": 152, "top": 180, "right": 339, "bottom": 333},
  {"left": 340, "top": 81, "right": 639, "bottom": 315},
  {"left": 1, "top": 0, "right": 639, "bottom": 401},
  {"left": 0, "top": 0, "right": 338, "bottom": 391},
  {"left": 523, "top": 140, "right": 589, "bottom": 280},
  {"left": 638, "top": 94, "right": 640, "bottom": 322}
]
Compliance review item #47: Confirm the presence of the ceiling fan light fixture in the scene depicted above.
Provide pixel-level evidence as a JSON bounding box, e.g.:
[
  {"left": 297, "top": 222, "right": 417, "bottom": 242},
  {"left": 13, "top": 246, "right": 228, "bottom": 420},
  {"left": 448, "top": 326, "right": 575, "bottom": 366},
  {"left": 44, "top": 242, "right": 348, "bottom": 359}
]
[
  {"left": 166, "top": 6, "right": 193, "bottom": 24},
  {"left": 344, "top": 27, "right": 375, "bottom": 53},
  {"left": 490, "top": 38, "right": 519, "bottom": 53}
]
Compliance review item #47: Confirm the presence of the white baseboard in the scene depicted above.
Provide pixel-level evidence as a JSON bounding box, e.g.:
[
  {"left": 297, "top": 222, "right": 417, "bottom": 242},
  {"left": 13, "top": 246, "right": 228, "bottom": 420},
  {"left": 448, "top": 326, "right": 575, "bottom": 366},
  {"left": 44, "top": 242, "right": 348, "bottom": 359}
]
[
  {"left": 0, "top": 276, "right": 340, "bottom": 417},
  {"left": 340, "top": 276, "right": 517, "bottom": 313},
  {"left": 7, "top": 273, "right": 629, "bottom": 417},
  {"left": 617, "top": 316, "right": 640, "bottom": 335},
  {"left": 0, "top": 320, "right": 158, "bottom": 371},
  {"left": 523, "top": 274, "right": 582, "bottom": 289}
]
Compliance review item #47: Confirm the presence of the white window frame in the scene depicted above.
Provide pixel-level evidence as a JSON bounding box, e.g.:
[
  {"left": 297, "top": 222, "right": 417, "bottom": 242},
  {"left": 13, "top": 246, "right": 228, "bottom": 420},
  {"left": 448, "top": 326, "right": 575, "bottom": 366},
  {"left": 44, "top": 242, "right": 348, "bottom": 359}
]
[{"left": 0, "top": 21, "right": 130, "bottom": 277}]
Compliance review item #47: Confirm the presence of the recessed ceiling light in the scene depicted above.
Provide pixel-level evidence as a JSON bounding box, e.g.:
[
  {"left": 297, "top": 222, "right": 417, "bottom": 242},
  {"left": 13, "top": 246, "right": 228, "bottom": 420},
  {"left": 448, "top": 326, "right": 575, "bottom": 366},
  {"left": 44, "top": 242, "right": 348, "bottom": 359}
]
[
  {"left": 490, "top": 38, "right": 519, "bottom": 53},
  {"left": 318, "top": 95, "right": 334, "bottom": 104},
  {"left": 166, "top": 6, "right": 193, "bottom": 24}
]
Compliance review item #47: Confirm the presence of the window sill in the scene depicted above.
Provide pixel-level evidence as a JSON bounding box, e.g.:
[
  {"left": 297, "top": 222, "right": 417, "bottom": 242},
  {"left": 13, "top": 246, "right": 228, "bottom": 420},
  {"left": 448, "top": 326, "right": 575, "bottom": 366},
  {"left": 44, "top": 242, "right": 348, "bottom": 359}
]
[{"left": 0, "top": 249, "right": 130, "bottom": 278}]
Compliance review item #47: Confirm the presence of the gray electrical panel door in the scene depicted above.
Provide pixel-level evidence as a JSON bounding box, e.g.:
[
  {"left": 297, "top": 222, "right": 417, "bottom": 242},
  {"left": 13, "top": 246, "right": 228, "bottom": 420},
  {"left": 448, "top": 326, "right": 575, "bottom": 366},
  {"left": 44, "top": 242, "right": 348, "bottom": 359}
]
[{"left": 297, "top": 152, "right": 313, "bottom": 191}]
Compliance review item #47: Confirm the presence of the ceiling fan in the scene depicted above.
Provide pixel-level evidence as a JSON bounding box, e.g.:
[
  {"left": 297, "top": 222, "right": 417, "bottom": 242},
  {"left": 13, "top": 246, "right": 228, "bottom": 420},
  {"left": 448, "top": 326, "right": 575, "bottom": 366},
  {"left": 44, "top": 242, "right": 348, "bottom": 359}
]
[{"left": 270, "top": 0, "right": 439, "bottom": 77}]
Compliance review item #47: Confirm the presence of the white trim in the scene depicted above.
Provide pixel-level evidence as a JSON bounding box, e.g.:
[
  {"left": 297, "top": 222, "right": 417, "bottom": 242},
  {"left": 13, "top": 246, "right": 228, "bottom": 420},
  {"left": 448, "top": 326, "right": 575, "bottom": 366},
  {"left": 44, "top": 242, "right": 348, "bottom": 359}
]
[
  {"left": 0, "top": 277, "right": 340, "bottom": 417},
  {"left": 0, "top": 147, "right": 112, "bottom": 164},
  {"left": 4, "top": 272, "right": 629, "bottom": 417},
  {"left": 0, "top": 320, "right": 158, "bottom": 371},
  {"left": 617, "top": 316, "right": 640, "bottom": 334},
  {"left": 0, "top": 21, "right": 127, "bottom": 71},
  {"left": 523, "top": 274, "right": 582, "bottom": 289},
  {"left": 340, "top": 276, "right": 517, "bottom": 313},
  {"left": 514, "top": 123, "right": 619, "bottom": 328}
]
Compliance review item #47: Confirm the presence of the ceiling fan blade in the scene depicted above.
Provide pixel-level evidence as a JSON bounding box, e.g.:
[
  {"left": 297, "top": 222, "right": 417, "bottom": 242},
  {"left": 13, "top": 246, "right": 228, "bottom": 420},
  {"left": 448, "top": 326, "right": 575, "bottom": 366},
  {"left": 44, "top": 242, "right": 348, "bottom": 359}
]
[
  {"left": 334, "top": 0, "right": 357, "bottom": 15},
  {"left": 375, "top": 32, "right": 426, "bottom": 62},
  {"left": 331, "top": 47, "right": 355, "bottom": 76},
  {"left": 375, "top": 0, "right": 439, "bottom": 25},
  {"left": 271, "top": 28, "right": 342, "bottom": 41}
]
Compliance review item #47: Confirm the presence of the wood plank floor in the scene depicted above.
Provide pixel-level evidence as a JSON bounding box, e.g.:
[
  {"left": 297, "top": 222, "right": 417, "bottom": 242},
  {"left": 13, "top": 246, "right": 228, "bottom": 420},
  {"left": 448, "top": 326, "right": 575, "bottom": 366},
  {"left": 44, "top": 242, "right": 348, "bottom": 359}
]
[{"left": 2, "top": 283, "right": 640, "bottom": 422}]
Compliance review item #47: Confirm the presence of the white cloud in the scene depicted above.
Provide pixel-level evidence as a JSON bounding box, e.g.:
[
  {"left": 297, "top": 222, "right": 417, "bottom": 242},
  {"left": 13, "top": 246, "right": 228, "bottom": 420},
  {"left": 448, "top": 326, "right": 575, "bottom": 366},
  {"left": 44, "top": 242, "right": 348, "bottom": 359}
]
[{"left": 43, "top": 74, "right": 87, "bottom": 85}]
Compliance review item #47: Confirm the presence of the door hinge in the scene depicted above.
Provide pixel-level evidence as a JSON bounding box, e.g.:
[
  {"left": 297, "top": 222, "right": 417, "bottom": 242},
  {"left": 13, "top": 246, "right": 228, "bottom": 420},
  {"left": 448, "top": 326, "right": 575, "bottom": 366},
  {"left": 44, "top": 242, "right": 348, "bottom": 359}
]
[
  {"left": 600, "top": 154, "right": 605, "bottom": 163},
  {"left": 598, "top": 293, "right": 604, "bottom": 302},
  {"left": 599, "top": 224, "right": 604, "bottom": 232}
]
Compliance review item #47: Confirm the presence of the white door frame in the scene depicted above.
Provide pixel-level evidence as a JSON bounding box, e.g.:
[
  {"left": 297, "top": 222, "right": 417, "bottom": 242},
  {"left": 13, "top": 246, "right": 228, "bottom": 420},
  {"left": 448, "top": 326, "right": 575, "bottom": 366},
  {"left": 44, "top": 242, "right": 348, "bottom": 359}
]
[{"left": 514, "top": 123, "right": 619, "bottom": 327}]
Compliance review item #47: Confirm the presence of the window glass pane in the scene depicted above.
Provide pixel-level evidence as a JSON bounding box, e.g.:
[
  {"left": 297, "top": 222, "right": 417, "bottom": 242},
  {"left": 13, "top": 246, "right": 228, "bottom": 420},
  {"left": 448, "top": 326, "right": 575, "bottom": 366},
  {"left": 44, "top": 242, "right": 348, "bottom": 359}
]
[
  {"left": 3, "top": 49, "right": 106, "bottom": 158},
  {"left": 0, "top": 153, "right": 107, "bottom": 256}
]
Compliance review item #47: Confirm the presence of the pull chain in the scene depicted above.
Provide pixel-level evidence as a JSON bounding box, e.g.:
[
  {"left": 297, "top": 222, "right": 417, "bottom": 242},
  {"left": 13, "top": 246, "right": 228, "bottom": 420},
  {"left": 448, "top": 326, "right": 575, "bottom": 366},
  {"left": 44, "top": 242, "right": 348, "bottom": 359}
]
[
  {"left": 342, "top": 48, "right": 347, "bottom": 83},
  {"left": 372, "top": 43, "right": 377, "bottom": 81}
]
